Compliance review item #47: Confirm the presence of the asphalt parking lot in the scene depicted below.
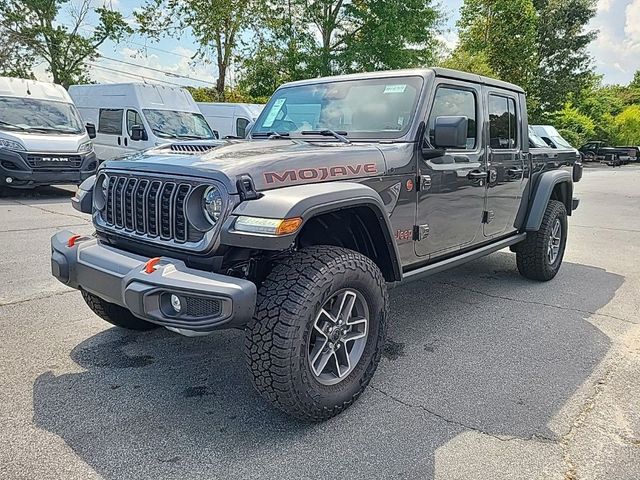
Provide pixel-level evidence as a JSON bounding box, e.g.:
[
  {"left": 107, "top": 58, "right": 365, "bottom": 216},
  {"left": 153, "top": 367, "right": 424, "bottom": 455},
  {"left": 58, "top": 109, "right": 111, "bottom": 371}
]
[{"left": 1, "top": 164, "right": 639, "bottom": 480}]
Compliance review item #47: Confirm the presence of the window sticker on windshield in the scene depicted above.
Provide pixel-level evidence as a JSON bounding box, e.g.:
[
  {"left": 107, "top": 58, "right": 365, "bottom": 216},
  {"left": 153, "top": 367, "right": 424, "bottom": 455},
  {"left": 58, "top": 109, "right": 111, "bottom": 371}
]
[
  {"left": 384, "top": 84, "right": 407, "bottom": 94},
  {"left": 263, "top": 98, "right": 286, "bottom": 128}
]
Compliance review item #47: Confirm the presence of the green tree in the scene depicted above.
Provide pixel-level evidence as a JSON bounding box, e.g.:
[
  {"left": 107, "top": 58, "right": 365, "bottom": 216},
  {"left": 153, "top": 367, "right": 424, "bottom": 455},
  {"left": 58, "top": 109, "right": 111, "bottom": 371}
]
[
  {"left": 239, "top": 0, "right": 443, "bottom": 95},
  {"left": 457, "top": 0, "right": 538, "bottom": 90},
  {"left": 614, "top": 105, "right": 640, "bottom": 145},
  {"left": 339, "top": 0, "right": 443, "bottom": 73},
  {"left": 439, "top": 48, "right": 496, "bottom": 77},
  {"left": 136, "top": 0, "right": 253, "bottom": 100},
  {"left": 531, "top": 0, "right": 598, "bottom": 117},
  {"left": 0, "top": 0, "right": 131, "bottom": 87},
  {"left": 630, "top": 70, "right": 640, "bottom": 89},
  {"left": 547, "top": 103, "right": 595, "bottom": 147},
  {"left": 0, "top": 24, "right": 34, "bottom": 78},
  {"left": 238, "top": 0, "right": 316, "bottom": 98}
]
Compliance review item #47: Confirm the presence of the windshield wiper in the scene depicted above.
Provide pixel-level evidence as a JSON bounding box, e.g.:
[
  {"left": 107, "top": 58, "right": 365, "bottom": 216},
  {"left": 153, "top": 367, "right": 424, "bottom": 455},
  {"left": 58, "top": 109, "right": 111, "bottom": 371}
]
[
  {"left": 301, "top": 129, "right": 350, "bottom": 144},
  {"left": 0, "top": 120, "right": 28, "bottom": 131},
  {"left": 28, "top": 126, "right": 80, "bottom": 134},
  {"left": 252, "top": 131, "right": 290, "bottom": 140},
  {"left": 175, "top": 134, "right": 208, "bottom": 140}
]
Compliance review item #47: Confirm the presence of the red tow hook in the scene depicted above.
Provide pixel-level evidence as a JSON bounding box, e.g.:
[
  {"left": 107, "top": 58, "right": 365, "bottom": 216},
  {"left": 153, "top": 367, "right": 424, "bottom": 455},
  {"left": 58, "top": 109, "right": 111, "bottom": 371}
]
[
  {"left": 144, "top": 257, "right": 162, "bottom": 274},
  {"left": 67, "top": 234, "right": 84, "bottom": 248}
]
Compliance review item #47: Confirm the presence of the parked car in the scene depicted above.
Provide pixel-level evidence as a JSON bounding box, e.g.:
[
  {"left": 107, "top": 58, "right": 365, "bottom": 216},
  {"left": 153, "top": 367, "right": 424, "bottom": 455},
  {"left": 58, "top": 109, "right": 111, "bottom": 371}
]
[
  {"left": 52, "top": 68, "right": 582, "bottom": 421},
  {"left": 0, "top": 77, "right": 97, "bottom": 190},
  {"left": 579, "top": 141, "right": 634, "bottom": 164},
  {"left": 69, "top": 83, "right": 217, "bottom": 161},
  {"left": 197, "top": 102, "right": 264, "bottom": 138}
]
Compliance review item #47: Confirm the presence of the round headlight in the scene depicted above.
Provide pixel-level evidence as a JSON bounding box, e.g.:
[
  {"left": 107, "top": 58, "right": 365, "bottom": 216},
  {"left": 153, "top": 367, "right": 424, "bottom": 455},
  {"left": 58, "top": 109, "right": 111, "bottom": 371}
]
[
  {"left": 202, "top": 185, "right": 224, "bottom": 224},
  {"left": 93, "top": 174, "right": 109, "bottom": 211}
]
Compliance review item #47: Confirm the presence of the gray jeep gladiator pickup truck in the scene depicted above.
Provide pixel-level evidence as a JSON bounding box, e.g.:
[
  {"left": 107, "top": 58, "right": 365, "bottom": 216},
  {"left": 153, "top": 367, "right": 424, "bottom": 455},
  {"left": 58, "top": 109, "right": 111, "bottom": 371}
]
[{"left": 51, "top": 68, "right": 582, "bottom": 421}]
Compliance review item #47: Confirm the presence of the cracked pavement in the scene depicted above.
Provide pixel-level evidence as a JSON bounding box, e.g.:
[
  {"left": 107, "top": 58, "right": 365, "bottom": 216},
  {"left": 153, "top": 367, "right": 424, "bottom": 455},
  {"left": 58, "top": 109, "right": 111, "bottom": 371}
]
[{"left": 1, "top": 165, "right": 639, "bottom": 480}]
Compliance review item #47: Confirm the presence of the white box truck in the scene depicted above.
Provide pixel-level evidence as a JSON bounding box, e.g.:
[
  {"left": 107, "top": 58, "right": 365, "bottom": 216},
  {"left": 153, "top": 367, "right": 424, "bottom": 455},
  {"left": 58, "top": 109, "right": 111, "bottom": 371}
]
[
  {"left": 197, "top": 102, "right": 264, "bottom": 138},
  {"left": 0, "top": 77, "right": 97, "bottom": 190},
  {"left": 69, "top": 83, "right": 217, "bottom": 161}
]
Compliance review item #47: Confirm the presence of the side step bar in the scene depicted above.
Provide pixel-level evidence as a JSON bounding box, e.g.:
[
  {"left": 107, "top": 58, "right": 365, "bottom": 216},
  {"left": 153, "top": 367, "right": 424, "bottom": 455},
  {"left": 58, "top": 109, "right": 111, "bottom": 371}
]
[{"left": 399, "top": 233, "right": 527, "bottom": 285}]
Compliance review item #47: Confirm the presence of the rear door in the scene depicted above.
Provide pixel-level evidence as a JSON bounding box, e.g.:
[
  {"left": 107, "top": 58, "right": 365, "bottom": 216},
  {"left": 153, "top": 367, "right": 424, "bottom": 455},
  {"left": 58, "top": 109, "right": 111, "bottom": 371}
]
[
  {"left": 415, "top": 80, "right": 487, "bottom": 258},
  {"left": 483, "top": 90, "right": 526, "bottom": 237}
]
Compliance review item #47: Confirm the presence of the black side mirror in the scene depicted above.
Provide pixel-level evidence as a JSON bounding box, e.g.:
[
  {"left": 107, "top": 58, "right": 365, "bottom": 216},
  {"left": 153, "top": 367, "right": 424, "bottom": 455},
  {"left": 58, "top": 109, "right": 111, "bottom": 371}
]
[
  {"left": 433, "top": 116, "right": 468, "bottom": 149},
  {"left": 130, "top": 125, "right": 147, "bottom": 141},
  {"left": 85, "top": 123, "right": 96, "bottom": 139}
]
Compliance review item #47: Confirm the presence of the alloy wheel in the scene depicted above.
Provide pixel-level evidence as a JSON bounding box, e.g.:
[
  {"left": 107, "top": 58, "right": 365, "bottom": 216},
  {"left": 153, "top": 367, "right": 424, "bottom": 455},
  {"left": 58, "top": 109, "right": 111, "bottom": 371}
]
[
  {"left": 548, "top": 218, "right": 562, "bottom": 264},
  {"left": 308, "top": 289, "right": 369, "bottom": 386}
]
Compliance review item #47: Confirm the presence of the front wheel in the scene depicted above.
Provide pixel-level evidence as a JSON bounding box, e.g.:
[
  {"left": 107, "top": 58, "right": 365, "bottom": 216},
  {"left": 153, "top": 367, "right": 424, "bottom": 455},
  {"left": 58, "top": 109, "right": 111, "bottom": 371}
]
[
  {"left": 516, "top": 200, "right": 568, "bottom": 281},
  {"left": 244, "top": 246, "right": 388, "bottom": 421}
]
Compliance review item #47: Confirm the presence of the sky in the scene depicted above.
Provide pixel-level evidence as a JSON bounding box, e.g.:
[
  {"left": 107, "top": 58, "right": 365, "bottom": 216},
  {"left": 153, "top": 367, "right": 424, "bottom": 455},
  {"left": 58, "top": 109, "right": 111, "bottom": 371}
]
[{"left": 47, "top": 0, "right": 640, "bottom": 88}]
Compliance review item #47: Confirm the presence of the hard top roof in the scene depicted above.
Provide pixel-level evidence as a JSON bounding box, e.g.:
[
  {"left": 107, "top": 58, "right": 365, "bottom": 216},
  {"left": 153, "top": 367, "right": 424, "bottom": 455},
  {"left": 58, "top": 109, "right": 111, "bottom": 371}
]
[{"left": 279, "top": 67, "right": 525, "bottom": 94}]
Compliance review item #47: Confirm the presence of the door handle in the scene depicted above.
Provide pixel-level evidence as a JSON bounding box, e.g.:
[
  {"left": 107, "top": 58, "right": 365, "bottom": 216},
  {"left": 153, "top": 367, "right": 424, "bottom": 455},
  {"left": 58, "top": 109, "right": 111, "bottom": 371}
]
[
  {"left": 467, "top": 170, "right": 488, "bottom": 180},
  {"left": 124, "top": 137, "right": 128, "bottom": 147},
  {"left": 117, "top": 137, "right": 121, "bottom": 146}
]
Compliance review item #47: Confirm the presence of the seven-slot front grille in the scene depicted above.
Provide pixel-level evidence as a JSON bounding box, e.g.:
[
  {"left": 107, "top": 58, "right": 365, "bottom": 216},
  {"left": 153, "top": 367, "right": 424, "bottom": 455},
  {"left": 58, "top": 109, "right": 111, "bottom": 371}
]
[{"left": 103, "top": 175, "right": 204, "bottom": 244}]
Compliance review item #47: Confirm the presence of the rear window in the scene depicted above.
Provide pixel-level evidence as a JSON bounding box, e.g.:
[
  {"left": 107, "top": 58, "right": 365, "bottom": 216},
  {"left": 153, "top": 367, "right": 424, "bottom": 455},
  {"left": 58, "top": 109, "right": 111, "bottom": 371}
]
[{"left": 489, "top": 95, "right": 518, "bottom": 149}]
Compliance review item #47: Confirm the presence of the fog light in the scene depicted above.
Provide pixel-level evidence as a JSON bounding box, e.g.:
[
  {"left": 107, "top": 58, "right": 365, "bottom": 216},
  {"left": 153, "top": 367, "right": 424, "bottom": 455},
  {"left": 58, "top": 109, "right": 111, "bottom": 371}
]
[
  {"left": 6, "top": 177, "right": 13, "bottom": 184},
  {"left": 170, "top": 294, "right": 182, "bottom": 313}
]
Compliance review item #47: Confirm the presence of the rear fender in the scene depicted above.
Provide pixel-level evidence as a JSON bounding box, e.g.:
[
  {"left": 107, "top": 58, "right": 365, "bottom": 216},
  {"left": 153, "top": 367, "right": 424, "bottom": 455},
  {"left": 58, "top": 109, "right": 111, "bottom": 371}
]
[{"left": 524, "top": 170, "right": 573, "bottom": 232}]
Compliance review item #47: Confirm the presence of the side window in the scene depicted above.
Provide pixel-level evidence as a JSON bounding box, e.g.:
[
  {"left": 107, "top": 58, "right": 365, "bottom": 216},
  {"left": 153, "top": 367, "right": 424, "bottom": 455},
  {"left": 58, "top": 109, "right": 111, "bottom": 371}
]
[
  {"left": 126, "top": 109, "right": 143, "bottom": 136},
  {"left": 488, "top": 95, "right": 518, "bottom": 149},
  {"left": 427, "top": 86, "right": 477, "bottom": 149},
  {"left": 98, "top": 109, "right": 123, "bottom": 135},
  {"left": 236, "top": 117, "right": 250, "bottom": 138}
]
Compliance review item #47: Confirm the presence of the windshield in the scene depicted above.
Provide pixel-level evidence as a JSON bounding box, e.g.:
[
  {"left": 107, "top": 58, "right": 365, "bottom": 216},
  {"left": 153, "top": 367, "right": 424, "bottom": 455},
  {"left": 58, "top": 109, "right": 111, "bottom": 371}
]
[
  {"left": 550, "top": 135, "right": 573, "bottom": 149},
  {"left": 143, "top": 109, "right": 215, "bottom": 139},
  {"left": 0, "top": 96, "right": 84, "bottom": 134},
  {"left": 252, "top": 76, "right": 424, "bottom": 140},
  {"left": 528, "top": 127, "right": 548, "bottom": 148}
]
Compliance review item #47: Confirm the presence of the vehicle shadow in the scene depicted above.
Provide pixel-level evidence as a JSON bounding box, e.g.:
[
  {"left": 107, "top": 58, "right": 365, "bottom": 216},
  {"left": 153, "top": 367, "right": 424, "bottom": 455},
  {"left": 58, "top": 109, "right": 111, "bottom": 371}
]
[
  {"left": 32, "top": 253, "right": 623, "bottom": 479},
  {"left": 0, "top": 185, "right": 76, "bottom": 203}
]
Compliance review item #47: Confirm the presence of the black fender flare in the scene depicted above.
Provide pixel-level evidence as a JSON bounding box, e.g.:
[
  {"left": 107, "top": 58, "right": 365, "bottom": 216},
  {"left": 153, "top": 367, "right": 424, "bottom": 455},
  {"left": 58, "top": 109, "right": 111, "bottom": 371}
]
[
  {"left": 72, "top": 175, "right": 95, "bottom": 214},
  {"left": 220, "top": 182, "right": 402, "bottom": 281},
  {"left": 524, "top": 170, "right": 573, "bottom": 232}
]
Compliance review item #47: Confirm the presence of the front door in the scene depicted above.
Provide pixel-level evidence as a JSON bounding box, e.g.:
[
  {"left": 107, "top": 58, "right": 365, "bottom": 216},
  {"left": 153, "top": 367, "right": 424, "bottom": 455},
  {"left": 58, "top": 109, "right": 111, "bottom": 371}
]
[
  {"left": 124, "top": 108, "right": 154, "bottom": 155},
  {"left": 483, "top": 91, "right": 526, "bottom": 237},
  {"left": 415, "top": 81, "right": 487, "bottom": 258}
]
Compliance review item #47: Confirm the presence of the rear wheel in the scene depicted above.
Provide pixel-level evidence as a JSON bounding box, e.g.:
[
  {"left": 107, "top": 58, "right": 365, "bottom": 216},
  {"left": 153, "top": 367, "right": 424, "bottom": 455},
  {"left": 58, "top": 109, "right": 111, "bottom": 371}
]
[
  {"left": 516, "top": 200, "right": 568, "bottom": 281},
  {"left": 81, "top": 290, "right": 159, "bottom": 331},
  {"left": 245, "top": 246, "right": 388, "bottom": 421}
]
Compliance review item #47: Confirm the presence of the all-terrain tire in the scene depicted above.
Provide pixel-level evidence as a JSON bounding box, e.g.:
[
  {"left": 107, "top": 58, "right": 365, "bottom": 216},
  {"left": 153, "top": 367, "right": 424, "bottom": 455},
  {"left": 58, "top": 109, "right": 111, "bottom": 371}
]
[
  {"left": 516, "top": 200, "right": 568, "bottom": 281},
  {"left": 81, "top": 290, "right": 159, "bottom": 331},
  {"left": 244, "top": 246, "right": 388, "bottom": 422}
]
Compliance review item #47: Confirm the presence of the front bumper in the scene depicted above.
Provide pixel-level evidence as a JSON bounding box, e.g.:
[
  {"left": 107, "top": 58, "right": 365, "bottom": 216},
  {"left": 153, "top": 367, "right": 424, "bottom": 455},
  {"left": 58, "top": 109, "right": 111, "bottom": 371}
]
[
  {"left": 0, "top": 149, "right": 97, "bottom": 187},
  {"left": 51, "top": 230, "right": 257, "bottom": 332}
]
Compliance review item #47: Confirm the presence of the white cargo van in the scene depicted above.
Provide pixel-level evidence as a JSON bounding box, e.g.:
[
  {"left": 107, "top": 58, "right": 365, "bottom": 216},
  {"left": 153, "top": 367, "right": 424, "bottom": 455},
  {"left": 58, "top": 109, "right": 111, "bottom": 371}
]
[
  {"left": 0, "top": 77, "right": 97, "bottom": 189},
  {"left": 531, "top": 125, "right": 576, "bottom": 151},
  {"left": 69, "top": 83, "right": 217, "bottom": 161},
  {"left": 197, "top": 102, "right": 264, "bottom": 138}
]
